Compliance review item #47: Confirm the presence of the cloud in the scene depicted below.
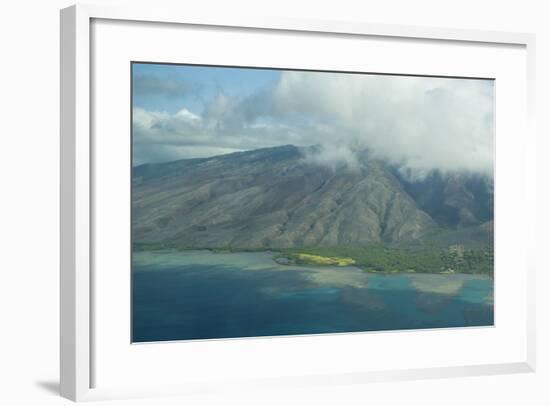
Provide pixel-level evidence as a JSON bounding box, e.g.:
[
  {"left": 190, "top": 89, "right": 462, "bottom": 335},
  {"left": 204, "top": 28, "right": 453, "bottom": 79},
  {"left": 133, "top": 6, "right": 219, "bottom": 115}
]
[
  {"left": 133, "top": 74, "right": 195, "bottom": 98},
  {"left": 132, "top": 101, "right": 303, "bottom": 165},
  {"left": 272, "top": 71, "right": 494, "bottom": 176},
  {"left": 302, "top": 144, "right": 361, "bottom": 171},
  {"left": 133, "top": 70, "right": 494, "bottom": 177}
]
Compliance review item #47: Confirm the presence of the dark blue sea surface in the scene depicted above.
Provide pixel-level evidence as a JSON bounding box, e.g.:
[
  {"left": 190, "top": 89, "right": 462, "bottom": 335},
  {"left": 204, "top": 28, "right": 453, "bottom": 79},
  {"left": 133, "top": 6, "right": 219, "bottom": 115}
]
[{"left": 132, "top": 251, "right": 493, "bottom": 342}]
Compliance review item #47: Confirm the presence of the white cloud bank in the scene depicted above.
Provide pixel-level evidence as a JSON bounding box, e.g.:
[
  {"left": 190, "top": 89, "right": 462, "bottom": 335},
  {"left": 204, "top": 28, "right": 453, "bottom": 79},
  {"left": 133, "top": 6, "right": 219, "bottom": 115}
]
[{"left": 133, "top": 70, "right": 494, "bottom": 176}]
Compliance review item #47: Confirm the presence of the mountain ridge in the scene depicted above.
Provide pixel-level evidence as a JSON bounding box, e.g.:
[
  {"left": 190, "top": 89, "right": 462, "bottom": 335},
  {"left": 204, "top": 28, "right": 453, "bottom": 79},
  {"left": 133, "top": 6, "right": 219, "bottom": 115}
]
[{"left": 132, "top": 144, "right": 493, "bottom": 249}]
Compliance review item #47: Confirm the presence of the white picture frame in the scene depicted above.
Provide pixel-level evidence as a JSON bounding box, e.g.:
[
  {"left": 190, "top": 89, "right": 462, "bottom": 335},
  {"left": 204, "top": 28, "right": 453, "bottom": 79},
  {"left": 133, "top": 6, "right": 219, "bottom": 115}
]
[{"left": 60, "top": 3, "right": 537, "bottom": 402}]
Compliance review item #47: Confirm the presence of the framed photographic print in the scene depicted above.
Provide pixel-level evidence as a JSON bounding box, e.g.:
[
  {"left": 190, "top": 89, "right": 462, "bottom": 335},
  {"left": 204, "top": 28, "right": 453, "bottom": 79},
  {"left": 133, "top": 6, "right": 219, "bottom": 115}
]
[{"left": 60, "top": 4, "right": 536, "bottom": 402}]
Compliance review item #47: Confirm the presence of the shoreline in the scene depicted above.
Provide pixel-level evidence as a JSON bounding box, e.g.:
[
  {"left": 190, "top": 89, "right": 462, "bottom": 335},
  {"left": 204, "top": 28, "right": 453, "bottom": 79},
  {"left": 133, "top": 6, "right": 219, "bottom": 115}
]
[{"left": 133, "top": 247, "right": 493, "bottom": 277}]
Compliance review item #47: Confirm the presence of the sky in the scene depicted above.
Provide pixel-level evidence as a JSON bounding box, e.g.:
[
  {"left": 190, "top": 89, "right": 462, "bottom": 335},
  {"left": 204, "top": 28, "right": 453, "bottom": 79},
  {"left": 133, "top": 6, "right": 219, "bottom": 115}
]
[{"left": 132, "top": 62, "right": 494, "bottom": 176}]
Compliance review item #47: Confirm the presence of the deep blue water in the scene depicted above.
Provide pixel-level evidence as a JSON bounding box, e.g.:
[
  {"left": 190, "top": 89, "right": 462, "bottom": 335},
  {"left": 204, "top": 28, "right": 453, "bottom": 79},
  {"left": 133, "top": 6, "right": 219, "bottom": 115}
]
[{"left": 132, "top": 251, "right": 493, "bottom": 342}]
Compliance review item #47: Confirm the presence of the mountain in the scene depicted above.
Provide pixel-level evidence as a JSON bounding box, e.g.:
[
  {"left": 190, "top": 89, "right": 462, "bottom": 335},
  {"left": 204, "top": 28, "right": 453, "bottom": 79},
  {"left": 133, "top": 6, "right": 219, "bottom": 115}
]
[
  {"left": 132, "top": 145, "right": 493, "bottom": 249},
  {"left": 392, "top": 168, "right": 493, "bottom": 228}
]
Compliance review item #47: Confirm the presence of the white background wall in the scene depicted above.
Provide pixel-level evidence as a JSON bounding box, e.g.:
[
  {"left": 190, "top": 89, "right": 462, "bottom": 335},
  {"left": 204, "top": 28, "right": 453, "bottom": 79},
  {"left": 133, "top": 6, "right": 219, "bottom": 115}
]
[{"left": 0, "top": 0, "right": 548, "bottom": 405}]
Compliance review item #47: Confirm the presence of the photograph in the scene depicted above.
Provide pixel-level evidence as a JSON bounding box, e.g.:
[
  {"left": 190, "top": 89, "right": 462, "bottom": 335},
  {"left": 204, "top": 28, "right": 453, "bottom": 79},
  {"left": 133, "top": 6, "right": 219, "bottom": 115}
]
[
  {"left": 131, "top": 62, "right": 495, "bottom": 343},
  {"left": 1, "top": 0, "right": 544, "bottom": 404}
]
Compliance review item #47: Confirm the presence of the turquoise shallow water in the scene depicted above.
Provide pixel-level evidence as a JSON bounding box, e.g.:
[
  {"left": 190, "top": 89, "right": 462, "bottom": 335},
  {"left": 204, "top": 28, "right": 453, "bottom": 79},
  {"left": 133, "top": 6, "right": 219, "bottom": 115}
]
[{"left": 132, "top": 250, "right": 493, "bottom": 342}]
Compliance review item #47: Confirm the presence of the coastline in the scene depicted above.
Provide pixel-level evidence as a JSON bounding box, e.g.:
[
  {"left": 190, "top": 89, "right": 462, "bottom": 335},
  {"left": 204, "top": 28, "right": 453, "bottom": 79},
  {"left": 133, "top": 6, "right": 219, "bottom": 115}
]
[{"left": 132, "top": 245, "right": 493, "bottom": 277}]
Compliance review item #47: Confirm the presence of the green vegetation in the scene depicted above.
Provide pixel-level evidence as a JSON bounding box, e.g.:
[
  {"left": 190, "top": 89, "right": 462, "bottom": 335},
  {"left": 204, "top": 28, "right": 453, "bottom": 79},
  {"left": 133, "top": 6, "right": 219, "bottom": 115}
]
[
  {"left": 278, "top": 244, "right": 493, "bottom": 275},
  {"left": 133, "top": 242, "right": 270, "bottom": 253},
  {"left": 291, "top": 253, "right": 355, "bottom": 266},
  {"left": 133, "top": 242, "right": 176, "bottom": 251},
  {"left": 133, "top": 242, "right": 493, "bottom": 276}
]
